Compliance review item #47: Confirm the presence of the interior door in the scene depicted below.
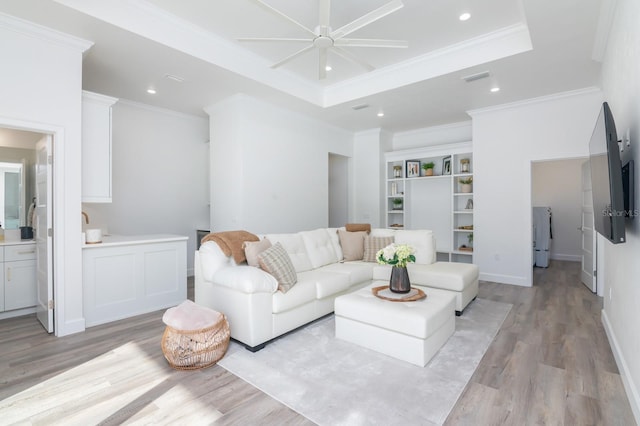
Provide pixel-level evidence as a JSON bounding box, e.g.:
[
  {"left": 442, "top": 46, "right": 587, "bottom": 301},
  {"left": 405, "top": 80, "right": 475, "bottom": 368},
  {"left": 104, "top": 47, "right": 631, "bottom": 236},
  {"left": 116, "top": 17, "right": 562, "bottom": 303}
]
[
  {"left": 580, "top": 161, "right": 596, "bottom": 292},
  {"left": 35, "top": 135, "right": 53, "bottom": 332}
]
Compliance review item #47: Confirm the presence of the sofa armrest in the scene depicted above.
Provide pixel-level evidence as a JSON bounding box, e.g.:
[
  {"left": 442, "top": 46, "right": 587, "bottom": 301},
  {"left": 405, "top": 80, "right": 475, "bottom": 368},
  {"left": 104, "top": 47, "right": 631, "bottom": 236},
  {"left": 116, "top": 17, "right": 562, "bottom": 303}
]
[{"left": 212, "top": 265, "right": 278, "bottom": 294}]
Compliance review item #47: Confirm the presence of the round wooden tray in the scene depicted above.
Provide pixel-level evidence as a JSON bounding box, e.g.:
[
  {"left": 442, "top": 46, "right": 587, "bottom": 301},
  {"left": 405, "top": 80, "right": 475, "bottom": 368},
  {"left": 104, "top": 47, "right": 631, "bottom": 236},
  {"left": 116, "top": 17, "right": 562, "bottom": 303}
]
[{"left": 372, "top": 285, "right": 426, "bottom": 302}]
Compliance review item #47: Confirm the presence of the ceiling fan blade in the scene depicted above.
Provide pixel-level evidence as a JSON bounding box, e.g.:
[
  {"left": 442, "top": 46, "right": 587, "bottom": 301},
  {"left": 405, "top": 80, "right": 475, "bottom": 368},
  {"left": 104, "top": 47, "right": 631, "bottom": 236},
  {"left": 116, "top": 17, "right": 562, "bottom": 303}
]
[
  {"left": 331, "top": 0, "right": 404, "bottom": 40},
  {"left": 332, "top": 46, "right": 375, "bottom": 72},
  {"left": 319, "top": 0, "right": 331, "bottom": 28},
  {"left": 238, "top": 38, "right": 313, "bottom": 43},
  {"left": 271, "top": 45, "right": 315, "bottom": 69},
  {"left": 249, "top": 0, "right": 317, "bottom": 37},
  {"left": 318, "top": 47, "right": 328, "bottom": 79},
  {"left": 334, "top": 38, "right": 408, "bottom": 48}
]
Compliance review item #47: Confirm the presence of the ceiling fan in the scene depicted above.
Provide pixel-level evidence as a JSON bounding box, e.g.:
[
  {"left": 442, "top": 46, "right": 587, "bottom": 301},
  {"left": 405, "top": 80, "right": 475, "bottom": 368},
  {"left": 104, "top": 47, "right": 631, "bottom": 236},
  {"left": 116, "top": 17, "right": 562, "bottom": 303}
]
[{"left": 239, "top": 0, "right": 408, "bottom": 79}]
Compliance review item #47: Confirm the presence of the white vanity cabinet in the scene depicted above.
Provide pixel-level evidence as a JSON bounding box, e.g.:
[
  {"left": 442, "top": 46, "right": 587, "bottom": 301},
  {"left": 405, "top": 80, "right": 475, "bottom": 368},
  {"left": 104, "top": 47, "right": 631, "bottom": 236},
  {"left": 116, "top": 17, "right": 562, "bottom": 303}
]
[
  {"left": 83, "top": 235, "right": 187, "bottom": 327},
  {"left": 0, "top": 242, "right": 37, "bottom": 314},
  {"left": 82, "top": 90, "right": 118, "bottom": 203}
]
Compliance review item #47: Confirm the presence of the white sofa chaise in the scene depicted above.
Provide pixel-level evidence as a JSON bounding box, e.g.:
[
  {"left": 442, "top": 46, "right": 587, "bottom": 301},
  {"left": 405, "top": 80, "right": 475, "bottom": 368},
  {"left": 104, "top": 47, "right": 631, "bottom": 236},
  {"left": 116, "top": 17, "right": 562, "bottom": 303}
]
[{"left": 195, "top": 228, "right": 478, "bottom": 351}]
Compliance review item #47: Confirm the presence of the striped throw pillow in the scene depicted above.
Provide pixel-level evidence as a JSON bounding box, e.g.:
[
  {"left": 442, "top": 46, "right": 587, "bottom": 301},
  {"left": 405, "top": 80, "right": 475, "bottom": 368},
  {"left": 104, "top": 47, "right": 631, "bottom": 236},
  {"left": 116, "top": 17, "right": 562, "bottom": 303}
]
[
  {"left": 363, "top": 236, "right": 395, "bottom": 262},
  {"left": 258, "top": 242, "right": 297, "bottom": 293}
]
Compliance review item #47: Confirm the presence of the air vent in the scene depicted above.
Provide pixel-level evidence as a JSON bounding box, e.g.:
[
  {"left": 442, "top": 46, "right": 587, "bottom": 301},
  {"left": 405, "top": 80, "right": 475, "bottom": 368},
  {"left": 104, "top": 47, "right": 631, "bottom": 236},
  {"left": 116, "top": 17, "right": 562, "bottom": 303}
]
[
  {"left": 462, "top": 71, "right": 490, "bottom": 83},
  {"left": 165, "top": 74, "right": 185, "bottom": 83},
  {"left": 351, "top": 104, "right": 370, "bottom": 111}
]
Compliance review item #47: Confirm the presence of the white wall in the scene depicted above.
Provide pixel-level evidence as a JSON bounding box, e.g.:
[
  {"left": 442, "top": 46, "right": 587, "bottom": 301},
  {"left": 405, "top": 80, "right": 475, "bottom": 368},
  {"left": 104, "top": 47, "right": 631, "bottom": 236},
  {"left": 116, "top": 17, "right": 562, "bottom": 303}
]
[
  {"left": 532, "top": 158, "right": 585, "bottom": 262},
  {"left": 328, "top": 153, "right": 348, "bottom": 228},
  {"left": 353, "top": 128, "right": 390, "bottom": 228},
  {"left": 470, "top": 89, "right": 603, "bottom": 286},
  {"left": 0, "top": 13, "right": 90, "bottom": 335},
  {"left": 600, "top": 0, "right": 640, "bottom": 420},
  {"left": 206, "top": 95, "right": 353, "bottom": 234},
  {"left": 393, "top": 121, "right": 472, "bottom": 151},
  {"left": 82, "top": 100, "right": 209, "bottom": 275}
]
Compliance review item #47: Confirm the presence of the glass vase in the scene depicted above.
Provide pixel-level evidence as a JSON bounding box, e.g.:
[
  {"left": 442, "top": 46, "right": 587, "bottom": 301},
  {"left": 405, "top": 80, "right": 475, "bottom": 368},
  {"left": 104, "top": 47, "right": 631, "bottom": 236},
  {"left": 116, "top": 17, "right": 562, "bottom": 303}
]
[{"left": 389, "top": 266, "right": 411, "bottom": 293}]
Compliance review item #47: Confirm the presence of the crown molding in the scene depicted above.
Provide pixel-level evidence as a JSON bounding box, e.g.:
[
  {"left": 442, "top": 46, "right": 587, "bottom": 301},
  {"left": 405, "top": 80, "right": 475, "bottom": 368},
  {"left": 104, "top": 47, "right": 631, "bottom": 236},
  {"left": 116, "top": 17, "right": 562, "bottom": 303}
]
[
  {"left": 116, "top": 98, "right": 208, "bottom": 121},
  {"left": 467, "top": 87, "right": 602, "bottom": 117},
  {"left": 0, "top": 11, "right": 93, "bottom": 53}
]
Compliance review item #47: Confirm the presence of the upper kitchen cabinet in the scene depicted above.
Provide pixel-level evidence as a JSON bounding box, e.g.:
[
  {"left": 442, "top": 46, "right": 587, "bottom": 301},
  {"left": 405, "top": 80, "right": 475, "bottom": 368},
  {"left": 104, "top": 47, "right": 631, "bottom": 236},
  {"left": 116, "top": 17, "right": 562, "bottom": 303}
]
[{"left": 82, "top": 91, "right": 118, "bottom": 203}]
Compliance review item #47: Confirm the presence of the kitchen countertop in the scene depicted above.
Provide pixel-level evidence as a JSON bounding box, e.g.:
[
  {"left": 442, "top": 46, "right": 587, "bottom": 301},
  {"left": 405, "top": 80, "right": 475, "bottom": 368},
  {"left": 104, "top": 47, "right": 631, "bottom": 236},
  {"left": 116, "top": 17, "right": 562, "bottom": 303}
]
[{"left": 82, "top": 234, "right": 188, "bottom": 249}]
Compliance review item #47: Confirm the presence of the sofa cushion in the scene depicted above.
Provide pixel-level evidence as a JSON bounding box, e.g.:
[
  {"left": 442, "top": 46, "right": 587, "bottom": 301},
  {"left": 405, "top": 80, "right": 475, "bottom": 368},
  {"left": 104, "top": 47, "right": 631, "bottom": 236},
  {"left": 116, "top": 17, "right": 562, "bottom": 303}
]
[
  {"left": 199, "top": 241, "right": 230, "bottom": 281},
  {"left": 272, "top": 280, "right": 317, "bottom": 314},
  {"left": 265, "top": 233, "right": 313, "bottom": 272},
  {"left": 337, "top": 229, "right": 367, "bottom": 261},
  {"left": 395, "top": 230, "right": 435, "bottom": 265},
  {"left": 212, "top": 265, "right": 278, "bottom": 294},
  {"left": 297, "top": 269, "right": 352, "bottom": 299},
  {"left": 243, "top": 239, "right": 272, "bottom": 267},
  {"left": 300, "top": 228, "right": 339, "bottom": 268},
  {"left": 326, "top": 228, "right": 343, "bottom": 261},
  {"left": 370, "top": 228, "right": 396, "bottom": 238},
  {"left": 408, "top": 262, "right": 479, "bottom": 292},
  {"left": 321, "top": 262, "right": 375, "bottom": 285},
  {"left": 363, "top": 235, "right": 394, "bottom": 262},
  {"left": 258, "top": 243, "right": 298, "bottom": 293}
]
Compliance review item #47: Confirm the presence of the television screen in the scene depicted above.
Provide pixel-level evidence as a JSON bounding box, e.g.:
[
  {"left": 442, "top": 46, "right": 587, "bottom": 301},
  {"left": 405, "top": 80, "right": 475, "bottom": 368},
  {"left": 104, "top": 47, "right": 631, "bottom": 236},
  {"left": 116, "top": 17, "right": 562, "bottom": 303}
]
[{"left": 589, "top": 102, "right": 626, "bottom": 244}]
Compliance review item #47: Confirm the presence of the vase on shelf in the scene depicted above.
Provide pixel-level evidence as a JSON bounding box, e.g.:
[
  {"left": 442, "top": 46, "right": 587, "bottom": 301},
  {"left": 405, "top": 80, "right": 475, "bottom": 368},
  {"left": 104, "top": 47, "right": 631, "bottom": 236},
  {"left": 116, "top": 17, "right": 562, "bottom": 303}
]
[
  {"left": 461, "top": 184, "right": 472, "bottom": 193},
  {"left": 389, "top": 266, "right": 411, "bottom": 293}
]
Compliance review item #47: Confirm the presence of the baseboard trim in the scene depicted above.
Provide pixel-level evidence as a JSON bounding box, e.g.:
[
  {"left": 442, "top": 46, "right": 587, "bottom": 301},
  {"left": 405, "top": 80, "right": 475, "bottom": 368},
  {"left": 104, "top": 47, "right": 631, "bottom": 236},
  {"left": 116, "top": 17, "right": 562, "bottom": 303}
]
[
  {"left": 479, "top": 272, "right": 530, "bottom": 287},
  {"left": 601, "top": 309, "right": 640, "bottom": 424}
]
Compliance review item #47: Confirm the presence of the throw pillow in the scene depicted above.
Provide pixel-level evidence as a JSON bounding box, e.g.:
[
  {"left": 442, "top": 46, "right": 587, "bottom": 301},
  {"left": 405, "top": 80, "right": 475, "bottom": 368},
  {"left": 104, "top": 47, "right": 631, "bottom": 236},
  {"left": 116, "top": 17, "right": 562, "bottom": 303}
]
[
  {"left": 337, "top": 229, "right": 367, "bottom": 261},
  {"left": 243, "top": 239, "right": 272, "bottom": 267},
  {"left": 258, "top": 242, "right": 298, "bottom": 293},
  {"left": 345, "top": 223, "right": 371, "bottom": 233},
  {"left": 363, "top": 236, "right": 395, "bottom": 262}
]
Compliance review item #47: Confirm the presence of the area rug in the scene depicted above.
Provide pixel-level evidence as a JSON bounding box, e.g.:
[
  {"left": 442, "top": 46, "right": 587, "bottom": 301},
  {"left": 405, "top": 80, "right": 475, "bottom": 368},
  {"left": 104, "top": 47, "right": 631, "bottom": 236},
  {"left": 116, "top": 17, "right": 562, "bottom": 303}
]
[{"left": 218, "top": 298, "right": 511, "bottom": 426}]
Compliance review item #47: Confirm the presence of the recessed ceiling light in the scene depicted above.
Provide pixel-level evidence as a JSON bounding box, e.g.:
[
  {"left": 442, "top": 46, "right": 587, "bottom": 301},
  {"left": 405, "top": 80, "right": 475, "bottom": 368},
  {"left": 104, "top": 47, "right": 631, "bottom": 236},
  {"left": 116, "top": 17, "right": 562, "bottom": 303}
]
[
  {"left": 147, "top": 88, "right": 156, "bottom": 94},
  {"left": 459, "top": 12, "right": 471, "bottom": 21},
  {"left": 325, "top": 65, "right": 332, "bottom": 71},
  {"left": 377, "top": 112, "right": 385, "bottom": 117},
  {"left": 490, "top": 87, "right": 500, "bottom": 93}
]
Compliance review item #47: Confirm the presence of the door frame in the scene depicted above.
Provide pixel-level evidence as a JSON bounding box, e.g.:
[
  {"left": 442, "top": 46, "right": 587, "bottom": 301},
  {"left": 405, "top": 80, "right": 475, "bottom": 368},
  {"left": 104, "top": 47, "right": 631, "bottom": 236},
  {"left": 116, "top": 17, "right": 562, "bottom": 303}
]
[{"left": 0, "top": 116, "right": 61, "bottom": 334}]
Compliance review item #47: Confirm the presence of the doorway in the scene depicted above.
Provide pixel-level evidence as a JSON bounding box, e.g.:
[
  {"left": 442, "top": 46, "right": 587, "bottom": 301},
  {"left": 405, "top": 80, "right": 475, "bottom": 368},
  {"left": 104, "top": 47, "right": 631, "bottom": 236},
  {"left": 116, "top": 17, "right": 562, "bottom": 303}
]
[
  {"left": 0, "top": 126, "right": 53, "bottom": 332},
  {"left": 531, "top": 157, "right": 596, "bottom": 292},
  {"left": 328, "top": 153, "right": 349, "bottom": 228}
]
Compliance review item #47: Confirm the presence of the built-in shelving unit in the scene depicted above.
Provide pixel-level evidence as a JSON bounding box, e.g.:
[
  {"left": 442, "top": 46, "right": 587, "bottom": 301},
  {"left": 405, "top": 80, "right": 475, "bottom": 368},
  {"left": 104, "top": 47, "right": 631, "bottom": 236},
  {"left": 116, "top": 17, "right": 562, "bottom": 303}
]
[{"left": 384, "top": 142, "right": 473, "bottom": 263}]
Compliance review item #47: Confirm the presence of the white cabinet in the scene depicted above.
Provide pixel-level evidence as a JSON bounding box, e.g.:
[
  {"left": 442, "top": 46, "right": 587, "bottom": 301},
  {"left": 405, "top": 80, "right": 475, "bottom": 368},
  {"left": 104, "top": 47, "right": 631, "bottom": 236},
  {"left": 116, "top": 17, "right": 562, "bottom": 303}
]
[
  {"left": 83, "top": 235, "right": 188, "bottom": 327},
  {"left": 82, "top": 90, "right": 118, "bottom": 203},
  {"left": 1, "top": 242, "right": 37, "bottom": 313},
  {"left": 384, "top": 143, "right": 473, "bottom": 263}
]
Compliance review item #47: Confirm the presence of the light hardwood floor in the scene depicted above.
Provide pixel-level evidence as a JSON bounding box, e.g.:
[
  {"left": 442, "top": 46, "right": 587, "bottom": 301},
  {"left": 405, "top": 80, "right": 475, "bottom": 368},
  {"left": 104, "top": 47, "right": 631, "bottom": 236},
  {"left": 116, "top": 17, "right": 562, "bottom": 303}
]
[{"left": 0, "top": 261, "right": 635, "bottom": 425}]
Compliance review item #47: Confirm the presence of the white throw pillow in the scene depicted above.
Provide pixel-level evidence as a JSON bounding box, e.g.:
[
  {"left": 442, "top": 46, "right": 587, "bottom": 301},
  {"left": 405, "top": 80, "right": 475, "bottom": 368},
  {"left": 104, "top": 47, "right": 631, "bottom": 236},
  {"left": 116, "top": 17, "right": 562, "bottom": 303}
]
[{"left": 243, "top": 239, "right": 272, "bottom": 267}]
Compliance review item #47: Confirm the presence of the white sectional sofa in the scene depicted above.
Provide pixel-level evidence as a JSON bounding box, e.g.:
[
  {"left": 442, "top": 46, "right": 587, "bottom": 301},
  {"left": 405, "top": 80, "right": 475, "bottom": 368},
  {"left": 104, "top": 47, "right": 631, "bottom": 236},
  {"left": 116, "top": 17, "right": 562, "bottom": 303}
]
[{"left": 194, "top": 228, "right": 478, "bottom": 351}]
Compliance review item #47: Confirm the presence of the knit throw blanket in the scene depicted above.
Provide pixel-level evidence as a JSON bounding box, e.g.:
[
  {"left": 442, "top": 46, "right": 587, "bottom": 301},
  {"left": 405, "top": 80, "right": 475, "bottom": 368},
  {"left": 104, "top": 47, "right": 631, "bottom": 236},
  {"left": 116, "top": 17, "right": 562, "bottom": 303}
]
[{"left": 201, "top": 230, "right": 259, "bottom": 264}]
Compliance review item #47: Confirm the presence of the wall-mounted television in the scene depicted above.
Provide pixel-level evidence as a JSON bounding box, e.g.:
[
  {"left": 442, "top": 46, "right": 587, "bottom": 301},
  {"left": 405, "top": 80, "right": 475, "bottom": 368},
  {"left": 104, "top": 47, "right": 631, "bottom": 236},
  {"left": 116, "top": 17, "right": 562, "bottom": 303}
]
[{"left": 588, "top": 102, "right": 634, "bottom": 244}]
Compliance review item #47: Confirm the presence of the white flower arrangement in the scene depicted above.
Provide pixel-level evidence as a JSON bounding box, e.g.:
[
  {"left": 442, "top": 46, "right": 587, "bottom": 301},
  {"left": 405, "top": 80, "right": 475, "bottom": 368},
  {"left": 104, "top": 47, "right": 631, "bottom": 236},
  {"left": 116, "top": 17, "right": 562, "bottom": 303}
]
[{"left": 376, "top": 243, "right": 416, "bottom": 268}]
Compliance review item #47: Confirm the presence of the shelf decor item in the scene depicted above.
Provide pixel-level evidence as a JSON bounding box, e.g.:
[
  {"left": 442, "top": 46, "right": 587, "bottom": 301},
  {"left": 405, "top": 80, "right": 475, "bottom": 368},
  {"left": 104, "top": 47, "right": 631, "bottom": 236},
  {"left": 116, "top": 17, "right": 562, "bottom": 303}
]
[
  {"left": 376, "top": 243, "right": 416, "bottom": 293},
  {"left": 406, "top": 160, "right": 421, "bottom": 178},
  {"left": 421, "top": 161, "right": 435, "bottom": 176},
  {"left": 442, "top": 156, "right": 451, "bottom": 175},
  {"left": 393, "top": 165, "right": 402, "bottom": 178},
  {"left": 392, "top": 198, "right": 403, "bottom": 210},
  {"left": 459, "top": 177, "right": 473, "bottom": 193},
  {"left": 460, "top": 158, "right": 470, "bottom": 173}
]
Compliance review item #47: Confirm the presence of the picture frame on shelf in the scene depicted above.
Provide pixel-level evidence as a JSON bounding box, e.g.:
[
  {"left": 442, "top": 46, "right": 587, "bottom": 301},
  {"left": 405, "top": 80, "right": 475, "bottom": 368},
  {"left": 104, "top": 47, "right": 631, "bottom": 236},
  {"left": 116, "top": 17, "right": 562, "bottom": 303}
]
[
  {"left": 442, "top": 156, "right": 451, "bottom": 175},
  {"left": 406, "top": 160, "right": 421, "bottom": 178}
]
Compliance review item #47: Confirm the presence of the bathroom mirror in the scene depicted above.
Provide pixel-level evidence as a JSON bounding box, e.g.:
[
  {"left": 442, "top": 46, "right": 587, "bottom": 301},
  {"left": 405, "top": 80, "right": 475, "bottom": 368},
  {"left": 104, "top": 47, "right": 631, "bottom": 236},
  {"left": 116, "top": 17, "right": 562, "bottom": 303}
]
[{"left": 0, "top": 129, "right": 39, "bottom": 231}]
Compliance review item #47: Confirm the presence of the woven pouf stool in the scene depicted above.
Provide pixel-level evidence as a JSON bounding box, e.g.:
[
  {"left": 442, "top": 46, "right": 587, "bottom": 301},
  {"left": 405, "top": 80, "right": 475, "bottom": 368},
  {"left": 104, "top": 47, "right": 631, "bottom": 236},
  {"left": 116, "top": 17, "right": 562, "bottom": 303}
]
[{"left": 161, "top": 300, "right": 230, "bottom": 370}]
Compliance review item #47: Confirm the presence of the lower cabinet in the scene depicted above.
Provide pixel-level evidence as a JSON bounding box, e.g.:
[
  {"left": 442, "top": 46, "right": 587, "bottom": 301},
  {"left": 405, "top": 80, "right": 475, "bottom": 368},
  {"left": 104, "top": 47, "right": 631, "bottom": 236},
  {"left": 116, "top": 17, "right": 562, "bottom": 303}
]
[
  {"left": 1, "top": 242, "right": 37, "bottom": 314},
  {"left": 83, "top": 237, "right": 187, "bottom": 327}
]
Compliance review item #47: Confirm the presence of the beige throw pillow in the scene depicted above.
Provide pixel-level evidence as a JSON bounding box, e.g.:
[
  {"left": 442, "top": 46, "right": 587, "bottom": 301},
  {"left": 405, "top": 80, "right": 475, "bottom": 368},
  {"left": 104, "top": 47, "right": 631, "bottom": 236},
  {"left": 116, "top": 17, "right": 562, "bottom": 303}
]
[
  {"left": 243, "top": 239, "right": 272, "bottom": 267},
  {"left": 258, "top": 242, "right": 297, "bottom": 293},
  {"left": 337, "top": 229, "right": 367, "bottom": 261},
  {"left": 363, "top": 236, "right": 395, "bottom": 262}
]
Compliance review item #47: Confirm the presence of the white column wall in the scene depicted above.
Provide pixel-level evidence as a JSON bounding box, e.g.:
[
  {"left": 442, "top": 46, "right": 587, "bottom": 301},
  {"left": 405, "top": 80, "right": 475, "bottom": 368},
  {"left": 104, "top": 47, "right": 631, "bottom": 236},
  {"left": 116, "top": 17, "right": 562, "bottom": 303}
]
[
  {"left": 470, "top": 89, "right": 602, "bottom": 286},
  {"left": 0, "top": 14, "right": 90, "bottom": 335},
  {"left": 206, "top": 95, "right": 353, "bottom": 235},
  {"left": 600, "top": 0, "right": 640, "bottom": 420}
]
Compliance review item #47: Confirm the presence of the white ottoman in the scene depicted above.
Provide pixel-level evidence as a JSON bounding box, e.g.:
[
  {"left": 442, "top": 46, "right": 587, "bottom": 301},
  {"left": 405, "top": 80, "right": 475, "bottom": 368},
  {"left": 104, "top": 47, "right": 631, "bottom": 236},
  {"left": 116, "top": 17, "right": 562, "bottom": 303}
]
[{"left": 334, "top": 283, "right": 456, "bottom": 367}]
